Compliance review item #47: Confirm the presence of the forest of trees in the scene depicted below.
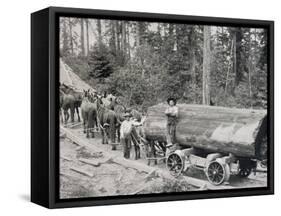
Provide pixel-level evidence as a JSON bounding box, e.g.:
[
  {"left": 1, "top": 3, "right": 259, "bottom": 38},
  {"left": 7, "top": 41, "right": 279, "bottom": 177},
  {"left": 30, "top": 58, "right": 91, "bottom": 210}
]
[{"left": 60, "top": 17, "right": 268, "bottom": 111}]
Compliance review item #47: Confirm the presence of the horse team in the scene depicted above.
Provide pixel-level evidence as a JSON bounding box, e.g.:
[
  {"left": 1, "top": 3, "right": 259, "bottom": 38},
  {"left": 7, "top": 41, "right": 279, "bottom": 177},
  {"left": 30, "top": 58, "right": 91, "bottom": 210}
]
[{"left": 60, "top": 84, "right": 143, "bottom": 159}]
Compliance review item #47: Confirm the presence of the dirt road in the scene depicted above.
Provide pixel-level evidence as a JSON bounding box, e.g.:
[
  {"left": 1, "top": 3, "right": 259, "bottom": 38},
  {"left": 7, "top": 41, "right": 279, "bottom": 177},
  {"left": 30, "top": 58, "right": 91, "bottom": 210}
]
[{"left": 60, "top": 125, "right": 267, "bottom": 199}]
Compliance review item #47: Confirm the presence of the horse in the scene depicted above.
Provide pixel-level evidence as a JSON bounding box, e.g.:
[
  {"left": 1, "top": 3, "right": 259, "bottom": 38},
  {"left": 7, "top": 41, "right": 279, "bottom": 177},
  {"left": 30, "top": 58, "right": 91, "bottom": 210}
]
[
  {"left": 60, "top": 84, "right": 83, "bottom": 122},
  {"left": 59, "top": 91, "right": 64, "bottom": 123},
  {"left": 80, "top": 90, "right": 98, "bottom": 138},
  {"left": 98, "top": 92, "right": 118, "bottom": 111},
  {"left": 130, "top": 108, "right": 142, "bottom": 122},
  {"left": 96, "top": 96, "right": 118, "bottom": 150},
  {"left": 60, "top": 89, "right": 76, "bottom": 124},
  {"left": 114, "top": 102, "right": 126, "bottom": 143},
  {"left": 106, "top": 97, "right": 141, "bottom": 144}
]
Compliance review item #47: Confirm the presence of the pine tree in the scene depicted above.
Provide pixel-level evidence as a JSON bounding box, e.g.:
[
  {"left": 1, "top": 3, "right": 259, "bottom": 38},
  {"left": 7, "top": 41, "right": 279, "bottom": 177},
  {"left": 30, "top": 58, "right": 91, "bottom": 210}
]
[{"left": 88, "top": 43, "right": 114, "bottom": 79}]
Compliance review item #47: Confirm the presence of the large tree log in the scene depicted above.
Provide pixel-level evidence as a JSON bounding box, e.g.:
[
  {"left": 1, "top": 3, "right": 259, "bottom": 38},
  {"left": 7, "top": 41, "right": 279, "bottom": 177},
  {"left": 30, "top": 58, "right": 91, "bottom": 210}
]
[{"left": 143, "top": 104, "right": 267, "bottom": 159}]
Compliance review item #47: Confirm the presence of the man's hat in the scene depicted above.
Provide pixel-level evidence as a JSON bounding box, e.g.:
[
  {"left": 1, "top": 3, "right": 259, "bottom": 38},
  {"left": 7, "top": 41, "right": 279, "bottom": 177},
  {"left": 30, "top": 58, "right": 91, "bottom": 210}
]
[{"left": 167, "top": 97, "right": 177, "bottom": 105}]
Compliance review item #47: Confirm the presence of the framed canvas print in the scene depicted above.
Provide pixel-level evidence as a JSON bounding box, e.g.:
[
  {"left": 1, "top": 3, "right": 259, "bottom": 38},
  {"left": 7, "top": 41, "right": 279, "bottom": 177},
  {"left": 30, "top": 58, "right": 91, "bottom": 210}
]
[{"left": 31, "top": 7, "right": 274, "bottom": 208}]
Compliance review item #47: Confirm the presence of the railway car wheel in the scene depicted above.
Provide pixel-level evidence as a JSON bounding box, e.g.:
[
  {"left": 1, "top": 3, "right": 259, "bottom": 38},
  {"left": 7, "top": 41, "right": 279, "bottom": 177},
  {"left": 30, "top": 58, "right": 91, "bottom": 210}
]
[
  {"left": 206, "top": 161, "right": 230, "bottom": 185},
  {"left": 238, "top": 168, "right": 251, "bottom": 178},
  {"left": 166, "top": 152, "right": 184, "bottom": 177}
]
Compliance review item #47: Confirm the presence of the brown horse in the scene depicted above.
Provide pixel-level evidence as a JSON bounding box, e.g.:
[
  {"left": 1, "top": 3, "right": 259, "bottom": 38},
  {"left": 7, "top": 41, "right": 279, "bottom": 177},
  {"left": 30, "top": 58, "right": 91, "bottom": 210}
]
[
  {"left": 81, "top": 90, "right": 98, "bottom": 138},
  {"left": 60, "top": 89, "right": 76, "bottom": 124},
  {"left": 60, "top": 84, "right": 82, "bottom": 122},
  {"left": 96, "top": 96, "right": 118, "bottom": 150}
]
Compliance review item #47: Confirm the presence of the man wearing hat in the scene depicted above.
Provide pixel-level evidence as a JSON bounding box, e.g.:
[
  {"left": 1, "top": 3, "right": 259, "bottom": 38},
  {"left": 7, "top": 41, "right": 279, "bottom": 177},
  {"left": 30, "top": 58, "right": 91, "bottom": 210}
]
[
  {"left": 120, "top": 112, "right": 134, "bottom": 159},
  {"left": 120, "top": 111, "right": 144, "bottom": 159},
  {"left": 165, "top": 97, "right": 179, "bottom": 147}
]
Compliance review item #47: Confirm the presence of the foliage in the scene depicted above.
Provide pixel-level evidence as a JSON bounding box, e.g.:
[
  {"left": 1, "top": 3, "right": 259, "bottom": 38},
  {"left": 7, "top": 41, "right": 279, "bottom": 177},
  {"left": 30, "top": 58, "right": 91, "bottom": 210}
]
[
  {"left": 104, "top": 65, "right": 163, "bottom": 111},
  {"left": 60, "top": 18, "right": 268, "bottom": 111},
  {"left": 88, "top": 43, "right": 115, "bottom": 79}
]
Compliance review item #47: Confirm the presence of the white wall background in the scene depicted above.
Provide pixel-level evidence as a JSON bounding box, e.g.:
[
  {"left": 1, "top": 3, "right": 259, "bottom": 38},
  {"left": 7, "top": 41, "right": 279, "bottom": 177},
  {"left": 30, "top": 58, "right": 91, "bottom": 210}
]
[{"left": 0, "top": 0, "right": 279, "bottom": 214}]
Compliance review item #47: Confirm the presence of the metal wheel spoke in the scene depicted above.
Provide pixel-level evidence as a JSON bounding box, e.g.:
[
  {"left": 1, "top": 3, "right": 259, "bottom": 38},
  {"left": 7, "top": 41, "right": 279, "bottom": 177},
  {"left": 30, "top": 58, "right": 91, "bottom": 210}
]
[
  {"left": 206, "top": 161, "right": 225, "bottom": 185},
  {"left": 166, "top": 153, "right": 184, "bottom": 176}
]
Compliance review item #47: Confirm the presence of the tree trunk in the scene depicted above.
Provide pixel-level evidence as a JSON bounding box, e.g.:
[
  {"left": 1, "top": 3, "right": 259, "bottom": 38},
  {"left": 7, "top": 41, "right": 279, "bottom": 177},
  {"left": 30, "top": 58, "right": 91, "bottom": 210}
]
[
  {"left": 126, "top": 24, "right": 131, "bottom": 60},
  {"left": 80, "top": 19, "right": 85, "bottom": 56},
  {"left": 169, "top": 24, "right": 175, "bottom": 51},
  {"left": 175, "top": 25, "right": 180, "bottom": 52},
  {"left": 253, "top": 29, "right": 258, "bottom": 98},
  {"left": 61, "top": 18, "right": 69, "bottom": 55},
  {"left": 202, "top": 26, "right": 211, "bottom": 105},
  {"left": 116, "top": 21, "right": 120, "bottom": 51},
  {"left": 135, "top": 22, "right": 140, "bottom": 48},
  {"left": 110, "top": 20, "right": 117, "bottom": 53},
  {"left": 121, "top": 22, "right": 126, "bottom": 55},
  {"left": 68, "top": 18, "right": 74, "bottom": 55},
  {"left": 221, "top": 27, "right": 224, "bottom": 45},
  {"left": 248, "top": 30, "right": 253, "bottom": 108},
  {"left": 235, "top": 28, "right": 243, "bottom": 86},
  {"left": 143, "top": 103, "right": 267, "bottom": 159},
  {"left": 233, "top": 31, "right": 237, "bottom": 90},
  {"left": 86, "top": 19, "right": 90, "bottom": 56},
  {"left": 191, "top": 49, "right": 196, "bottom": 103},
  {"left": 225, "top": 39, "right": 234, "bottom": 96},
  {"left": 97, "top": 19, "right": 102, "bottom": 48},
  {"left": 248, "top": 58, "right": 252, "bottom": 108}
]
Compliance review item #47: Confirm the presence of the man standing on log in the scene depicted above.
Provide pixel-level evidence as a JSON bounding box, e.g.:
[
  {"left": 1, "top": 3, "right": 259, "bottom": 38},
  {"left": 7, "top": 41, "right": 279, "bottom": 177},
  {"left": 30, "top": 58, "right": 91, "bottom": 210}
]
[{"left": 165, "top": 97, "right": 179, "bottom": 147}]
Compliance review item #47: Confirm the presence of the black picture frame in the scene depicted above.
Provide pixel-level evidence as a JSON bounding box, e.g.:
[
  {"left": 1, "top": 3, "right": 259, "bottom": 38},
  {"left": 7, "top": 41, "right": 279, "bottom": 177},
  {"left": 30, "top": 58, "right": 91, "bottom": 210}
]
[{"left": 31, "top": 6, "right": 274, "bottom": 209}]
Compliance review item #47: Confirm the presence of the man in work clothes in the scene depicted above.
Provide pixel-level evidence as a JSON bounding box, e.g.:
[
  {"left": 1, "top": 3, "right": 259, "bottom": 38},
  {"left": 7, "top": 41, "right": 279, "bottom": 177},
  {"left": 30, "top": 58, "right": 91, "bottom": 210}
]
[
  {"left": 120, "top": 112, "right": 134, "bottom": 159},
  {"left": 120, "top": 112, "right": 144, "bottom": 159},
  {"left": 165, "top": 97, "right": 179, "bottom": 147}
]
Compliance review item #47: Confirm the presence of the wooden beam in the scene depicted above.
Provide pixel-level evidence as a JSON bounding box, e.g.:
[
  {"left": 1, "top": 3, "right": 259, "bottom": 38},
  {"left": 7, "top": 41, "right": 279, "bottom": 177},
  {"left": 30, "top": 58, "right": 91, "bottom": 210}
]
[
  {"left": 60, "top": 155, "right": 72, "bottom": 161},
  {"left": 79, "top": 157, "right": 111, "bottom": 167},
  {"left": 79, "top": 158, "right": 100, "bottom": 167},
  {"left": 70, "top": 167, "right": 94, "bottom": 178}
]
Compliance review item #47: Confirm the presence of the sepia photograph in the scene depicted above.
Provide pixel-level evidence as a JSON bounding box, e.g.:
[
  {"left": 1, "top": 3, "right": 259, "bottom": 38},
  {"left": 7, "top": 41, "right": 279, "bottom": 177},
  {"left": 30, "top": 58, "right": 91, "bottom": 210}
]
[{"left": 59, "top": 16, "right": 268, "bottom": 199}]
